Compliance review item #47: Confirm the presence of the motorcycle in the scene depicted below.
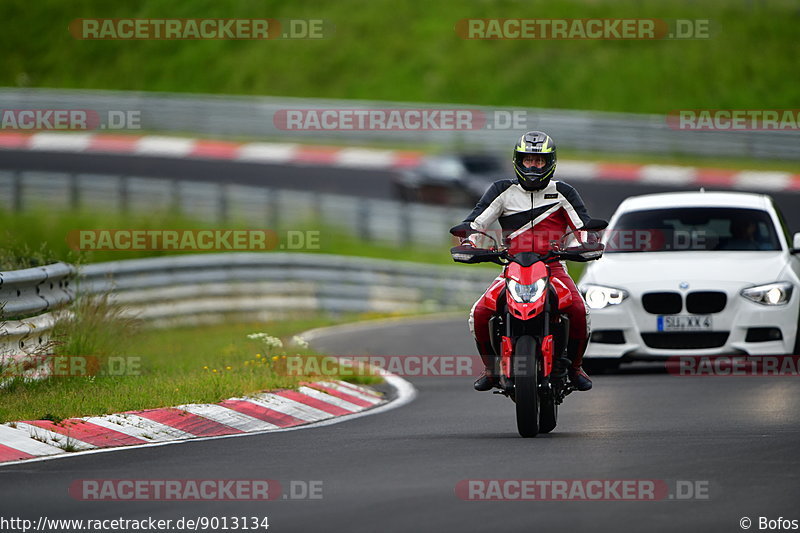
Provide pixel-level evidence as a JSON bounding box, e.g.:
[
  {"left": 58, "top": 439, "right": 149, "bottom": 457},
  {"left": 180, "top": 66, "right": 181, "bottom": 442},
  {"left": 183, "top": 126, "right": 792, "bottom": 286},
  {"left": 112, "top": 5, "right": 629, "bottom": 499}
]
[{"left": 449, "top": 219, "right": 607, "bottom": 437}]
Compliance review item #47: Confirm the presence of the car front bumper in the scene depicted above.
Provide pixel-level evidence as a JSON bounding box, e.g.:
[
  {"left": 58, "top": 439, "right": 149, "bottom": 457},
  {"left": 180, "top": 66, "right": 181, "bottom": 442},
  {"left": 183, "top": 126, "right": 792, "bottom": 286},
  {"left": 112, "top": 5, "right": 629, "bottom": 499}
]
[{"left": 583, "top": 283, "right": 798, "bottom": 360}]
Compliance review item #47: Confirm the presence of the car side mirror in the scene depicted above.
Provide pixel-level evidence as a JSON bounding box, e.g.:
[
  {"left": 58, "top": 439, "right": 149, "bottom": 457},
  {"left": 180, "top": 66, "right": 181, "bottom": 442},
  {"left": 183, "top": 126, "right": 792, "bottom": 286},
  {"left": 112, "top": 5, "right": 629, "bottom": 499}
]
[
  {"left": 792, "top": 232, "right": 800, "bottom": 253},
  {"left": 584, "top": 219, "right": 609, "bottom": 231}
]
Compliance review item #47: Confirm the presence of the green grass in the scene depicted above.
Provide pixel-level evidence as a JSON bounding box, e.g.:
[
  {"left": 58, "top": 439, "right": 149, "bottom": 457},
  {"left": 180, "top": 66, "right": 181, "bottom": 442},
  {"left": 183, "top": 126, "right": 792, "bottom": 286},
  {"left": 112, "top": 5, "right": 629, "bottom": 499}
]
[
  {"left": 50, "top": 292, "right": 139, "bottom": 359},
  {"left": 0, "top": 0, "right": 796, "bottom": 115},
  {"left": 0, "top": 315, "right": 384, "bottom": 424}
]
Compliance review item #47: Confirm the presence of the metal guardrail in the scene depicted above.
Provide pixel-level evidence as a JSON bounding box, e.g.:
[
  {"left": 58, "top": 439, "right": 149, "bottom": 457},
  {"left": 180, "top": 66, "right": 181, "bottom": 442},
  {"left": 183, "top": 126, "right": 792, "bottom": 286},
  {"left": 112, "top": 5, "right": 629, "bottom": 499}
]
[
  {"left": 0, "top": 262, "right": 75, "bottom": 320},
  {"left": 0, "top": 152, "right": 493, "bottom": 362},
  {"left": 0, "top": 262, "right": 75, "bottom": 363},
  {"left": 0, "top": 170, "right": 466, "bottom": 248},
  {"left": 2, "top": 88, "right": 799, "bottom": 160},
  {"left": 1, "top": 254, "right": 493, "bottom": 361},
  {"left": 79, "top": 253, "right": 495, "bottom": 324}
]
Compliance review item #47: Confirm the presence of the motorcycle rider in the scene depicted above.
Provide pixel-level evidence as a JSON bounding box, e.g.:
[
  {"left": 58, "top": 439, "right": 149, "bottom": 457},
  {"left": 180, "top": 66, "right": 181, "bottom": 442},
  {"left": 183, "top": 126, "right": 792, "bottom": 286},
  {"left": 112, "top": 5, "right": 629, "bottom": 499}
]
[{"left": 455, "top": 131, "right": 595, "bottom": 392}]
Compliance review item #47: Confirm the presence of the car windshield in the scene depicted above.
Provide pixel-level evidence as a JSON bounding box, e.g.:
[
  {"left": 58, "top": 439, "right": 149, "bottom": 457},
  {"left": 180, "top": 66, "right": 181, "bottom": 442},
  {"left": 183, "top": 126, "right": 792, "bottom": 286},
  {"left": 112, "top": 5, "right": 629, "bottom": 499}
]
[{"left": 606, "top": 207, "right": 782, "bottom": 253}]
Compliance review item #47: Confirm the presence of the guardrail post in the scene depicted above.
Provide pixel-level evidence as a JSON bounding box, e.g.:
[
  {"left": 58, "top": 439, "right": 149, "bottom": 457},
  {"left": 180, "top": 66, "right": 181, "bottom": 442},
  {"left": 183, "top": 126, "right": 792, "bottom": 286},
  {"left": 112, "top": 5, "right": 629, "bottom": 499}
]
[
  {"left": 171, "top": 179, "right": 181, "bottom": 216},
  {"left": 12, "top": 170, "right": 23, "bottom": 212},
  {"left": 312, "top": 191, "right": 323, "bottom": 227},
  {"left": 218, "top": 183, "right": 229, "bottom": 223},
  {"left": 69, "top": 173, "right": 80, "bottom": 211},
  {"left": 358, "top": 199, "right": 372, "bottom": 243},
  {"left": 268, "top": 188, "right": 280, "bottom": 230},
  {"left": 119, "top": 176, "right": 129, "bottom": 214},
  {"left": 399, "top": 205, "right": 412, "bottom": 247}
]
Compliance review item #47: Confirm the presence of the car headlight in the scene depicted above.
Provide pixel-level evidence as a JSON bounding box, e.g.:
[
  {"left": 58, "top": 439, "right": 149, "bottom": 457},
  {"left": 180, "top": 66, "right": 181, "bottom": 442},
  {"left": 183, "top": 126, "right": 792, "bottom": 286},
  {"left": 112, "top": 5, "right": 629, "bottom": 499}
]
[
  {"left": 583, "top": 284, "right": 629, "bottom": 310},
  {"left": 508, "top": 278, "right": 547, "bottom": 303},
  {"left": 740, "top": 282, "right": 793, "bottom": 306}
]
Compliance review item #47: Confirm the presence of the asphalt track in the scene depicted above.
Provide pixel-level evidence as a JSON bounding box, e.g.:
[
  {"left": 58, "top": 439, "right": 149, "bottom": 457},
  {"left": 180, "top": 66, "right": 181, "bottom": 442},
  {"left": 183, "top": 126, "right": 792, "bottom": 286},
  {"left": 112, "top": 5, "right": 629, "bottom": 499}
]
[
  {"left": 0, "top": 315, "right": 799, "bottom": 533},
  {"left": 0, "top": 150, "right": 396, "bottom": 199}
]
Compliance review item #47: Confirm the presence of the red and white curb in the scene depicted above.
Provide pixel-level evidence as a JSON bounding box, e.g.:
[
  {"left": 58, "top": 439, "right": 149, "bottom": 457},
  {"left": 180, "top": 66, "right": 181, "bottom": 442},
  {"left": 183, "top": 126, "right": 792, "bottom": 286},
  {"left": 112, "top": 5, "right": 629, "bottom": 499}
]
[
  {"left": 0, "top": 378, "right": 415, "bottom": 466},
  {"left": 557, "top": 160, "right": 800, "bottom": 192},
  {"left": 0, "top": 132, "right": 423, "bottom": 170},
  {"left": 2, "top": 131, "right": 797, "bottom": 191}
]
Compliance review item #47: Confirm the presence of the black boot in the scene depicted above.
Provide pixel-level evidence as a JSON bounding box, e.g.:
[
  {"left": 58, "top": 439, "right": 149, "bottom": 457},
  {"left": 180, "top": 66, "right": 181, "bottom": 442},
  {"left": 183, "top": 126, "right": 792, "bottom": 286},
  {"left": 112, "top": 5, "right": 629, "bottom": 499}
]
[
  {"left": 474, "top": 368, "right": 498, "bottom": 391},
  {"left": 567, "top": 338, "right": 593, "bottom": 391},
  {"left": 474, "top": 341, "right": 498, "bottom": 391},
  {"left": 567, "top": 366, "right": 593, "bottom": 391}
]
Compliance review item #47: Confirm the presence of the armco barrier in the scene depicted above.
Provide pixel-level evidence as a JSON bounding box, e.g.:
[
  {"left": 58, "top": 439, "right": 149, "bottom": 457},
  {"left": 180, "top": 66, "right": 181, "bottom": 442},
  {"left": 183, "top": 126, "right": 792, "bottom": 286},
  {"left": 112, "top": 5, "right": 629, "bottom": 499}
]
[
  {"left": 1, "top": 88, "right": 798, "bottom": 160},
  {"left": 78, "top": 253, "right": 495, "bottom": 324},
  {"left": 0, "top": 262, "right": 75, "bottom": 364},
  {"left": 0, "top": 262, "right": 75, "bottom": 320},
  {"left": 1, "top": 254, "right": 494, "bottom": 360},
  {"left": 0, "top": 170, "right": 464, "bottom": 248}
]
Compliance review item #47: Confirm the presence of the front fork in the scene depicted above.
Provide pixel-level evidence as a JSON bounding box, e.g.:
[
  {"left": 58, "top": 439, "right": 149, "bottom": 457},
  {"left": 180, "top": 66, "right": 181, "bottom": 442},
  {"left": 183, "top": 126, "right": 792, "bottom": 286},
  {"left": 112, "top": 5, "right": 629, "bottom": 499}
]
[
  {"left": 500, "top": 335, "right": 554, "bottom": 378},
  {"left": 497, "top": 307, "right": 571, "bottom": 402},
  {"left": 500, "top": 297, "right": 552, "bottom": 380}
]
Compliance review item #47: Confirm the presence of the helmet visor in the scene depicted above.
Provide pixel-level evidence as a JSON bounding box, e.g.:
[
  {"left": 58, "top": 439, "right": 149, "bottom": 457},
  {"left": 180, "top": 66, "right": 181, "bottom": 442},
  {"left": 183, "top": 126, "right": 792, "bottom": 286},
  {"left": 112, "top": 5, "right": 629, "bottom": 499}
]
[{"left": 514, "top": 151, "right": 556, "bottom": 173}]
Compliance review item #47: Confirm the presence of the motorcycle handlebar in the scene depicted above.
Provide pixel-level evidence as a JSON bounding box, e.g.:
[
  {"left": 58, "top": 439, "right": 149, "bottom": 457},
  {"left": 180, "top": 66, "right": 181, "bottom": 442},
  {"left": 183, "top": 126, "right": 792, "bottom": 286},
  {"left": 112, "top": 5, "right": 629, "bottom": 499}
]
[{"left": 450, "top": 245, "right": 604, "bottom": 265}]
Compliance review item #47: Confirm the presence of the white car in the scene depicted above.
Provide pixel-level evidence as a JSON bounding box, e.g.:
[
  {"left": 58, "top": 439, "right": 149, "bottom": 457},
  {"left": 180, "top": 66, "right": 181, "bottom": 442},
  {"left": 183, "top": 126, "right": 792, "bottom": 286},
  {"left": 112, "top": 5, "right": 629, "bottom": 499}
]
[{"left": 579, "top": 190, "right": 800, "bottom": 369}]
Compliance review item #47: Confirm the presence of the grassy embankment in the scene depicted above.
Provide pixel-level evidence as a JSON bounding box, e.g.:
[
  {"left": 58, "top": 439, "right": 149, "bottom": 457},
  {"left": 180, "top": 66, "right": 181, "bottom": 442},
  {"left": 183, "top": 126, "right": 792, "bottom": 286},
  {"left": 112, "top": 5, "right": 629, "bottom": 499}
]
[{"left": 2, "top": 0, "right": 798, "bottom": 172}]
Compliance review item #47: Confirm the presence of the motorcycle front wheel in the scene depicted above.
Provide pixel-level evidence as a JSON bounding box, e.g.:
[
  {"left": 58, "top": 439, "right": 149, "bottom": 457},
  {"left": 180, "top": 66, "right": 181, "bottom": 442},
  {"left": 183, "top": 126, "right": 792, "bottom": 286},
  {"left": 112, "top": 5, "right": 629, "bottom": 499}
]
[
  {"left": 538, "top": 385, "right": 558, "bottom": 434},
  {"left": 514, "top": 335, "right": 540, "bottom": 438}
]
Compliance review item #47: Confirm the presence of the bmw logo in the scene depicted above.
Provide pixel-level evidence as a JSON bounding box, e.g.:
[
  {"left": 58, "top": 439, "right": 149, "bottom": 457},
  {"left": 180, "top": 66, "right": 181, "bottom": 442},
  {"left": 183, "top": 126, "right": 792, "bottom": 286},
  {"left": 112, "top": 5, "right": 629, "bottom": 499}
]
[{"left": 679, "top": 282, "right": 689, "bottom": 289}]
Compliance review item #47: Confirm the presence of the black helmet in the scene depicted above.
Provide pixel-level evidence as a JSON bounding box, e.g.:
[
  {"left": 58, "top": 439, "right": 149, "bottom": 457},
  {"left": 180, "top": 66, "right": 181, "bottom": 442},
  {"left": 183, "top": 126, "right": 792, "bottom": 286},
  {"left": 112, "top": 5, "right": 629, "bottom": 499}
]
[{"left": 512, "top": 131, "right": 557, "bottom": 191}]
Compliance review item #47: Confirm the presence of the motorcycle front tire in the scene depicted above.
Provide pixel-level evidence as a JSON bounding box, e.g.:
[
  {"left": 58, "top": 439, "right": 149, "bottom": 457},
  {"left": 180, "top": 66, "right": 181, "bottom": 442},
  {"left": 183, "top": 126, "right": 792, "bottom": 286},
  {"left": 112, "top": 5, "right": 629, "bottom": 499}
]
[{"left": 514, "top": 335, "right": 540, "bottom": 438}]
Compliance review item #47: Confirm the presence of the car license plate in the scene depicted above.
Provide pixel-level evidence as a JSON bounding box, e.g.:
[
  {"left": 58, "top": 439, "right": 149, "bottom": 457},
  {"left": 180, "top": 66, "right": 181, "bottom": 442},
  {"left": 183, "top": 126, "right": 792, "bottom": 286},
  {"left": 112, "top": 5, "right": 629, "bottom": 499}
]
[{"left": 657, "top": 315, "right": 712, "bottom": 331}]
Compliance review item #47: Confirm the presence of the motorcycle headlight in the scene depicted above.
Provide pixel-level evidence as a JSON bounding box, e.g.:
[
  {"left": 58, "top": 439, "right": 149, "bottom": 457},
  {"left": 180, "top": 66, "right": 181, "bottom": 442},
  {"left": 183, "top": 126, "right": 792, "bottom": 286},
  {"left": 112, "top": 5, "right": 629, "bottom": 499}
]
[
  {"left": 741, "top": 282, "right": 793, "bottom": 306},
  {"left": 583, "top": 284, "right": 629, "bottom": 310},
  {"left": 508, "top": 278, "right": 547, "bottom": 304}
]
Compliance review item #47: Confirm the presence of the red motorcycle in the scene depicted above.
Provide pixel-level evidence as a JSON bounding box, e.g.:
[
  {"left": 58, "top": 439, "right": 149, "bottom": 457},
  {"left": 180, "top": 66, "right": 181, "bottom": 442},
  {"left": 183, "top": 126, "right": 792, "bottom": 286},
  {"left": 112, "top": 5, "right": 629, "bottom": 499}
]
[{"left": 450, "top": 220, "right": 607, "bottom": 437}]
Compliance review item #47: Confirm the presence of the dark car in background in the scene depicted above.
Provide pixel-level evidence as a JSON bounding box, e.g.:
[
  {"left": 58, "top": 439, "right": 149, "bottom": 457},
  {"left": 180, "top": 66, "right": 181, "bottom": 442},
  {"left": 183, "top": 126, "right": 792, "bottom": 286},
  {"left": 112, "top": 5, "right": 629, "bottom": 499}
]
[{"left": 392, "top": 153, "right": 510, "bottom": 206}]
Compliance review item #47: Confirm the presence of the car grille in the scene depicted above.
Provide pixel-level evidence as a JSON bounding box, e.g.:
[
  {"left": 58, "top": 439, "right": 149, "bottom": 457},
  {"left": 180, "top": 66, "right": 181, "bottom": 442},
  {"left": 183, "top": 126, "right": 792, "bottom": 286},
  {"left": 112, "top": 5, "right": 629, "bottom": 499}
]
[
  {"left": 686, "top": 291, "right": 727, "bottom": 314},
  {"left": 641, "top": 292, "right": 683, "bottom": 314},
  {"left": 641, "top": 332, "right": 730, "bottom": 349}
]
